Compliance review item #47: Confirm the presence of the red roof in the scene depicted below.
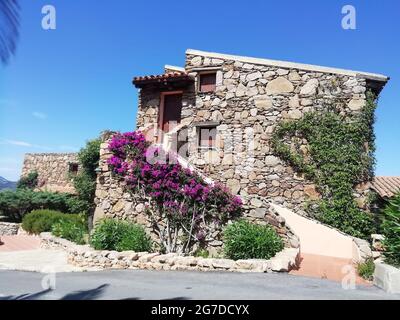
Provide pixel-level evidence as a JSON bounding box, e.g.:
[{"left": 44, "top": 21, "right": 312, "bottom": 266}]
[
  {"left": 132, "top": 72, "right": 194, "bottom": 87},
  {"left": 371, "top": 176, "right": 400, "bottom": 198}
]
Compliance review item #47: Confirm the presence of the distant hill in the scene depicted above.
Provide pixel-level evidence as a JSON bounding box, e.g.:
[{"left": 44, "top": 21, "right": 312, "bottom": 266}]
[{"left": 0, "top": 176, "right": 17, "bottom": 191}]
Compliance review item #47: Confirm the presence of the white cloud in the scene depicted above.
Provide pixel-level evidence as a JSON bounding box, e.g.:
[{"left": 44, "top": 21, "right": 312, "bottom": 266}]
[
  {"left": 0, "top": 138, "right": 50, "bottom": 150},
  {"left": 2, "top": 139, "right": 32, "bottom": 147},
  {"left": 32, "top": 111, "right": 47, "bottom": 120}
]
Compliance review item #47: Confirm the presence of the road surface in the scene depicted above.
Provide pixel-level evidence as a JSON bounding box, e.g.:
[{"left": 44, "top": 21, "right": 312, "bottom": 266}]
[{"left": 0, "top": 269, "right": 399, "bottom": 300}]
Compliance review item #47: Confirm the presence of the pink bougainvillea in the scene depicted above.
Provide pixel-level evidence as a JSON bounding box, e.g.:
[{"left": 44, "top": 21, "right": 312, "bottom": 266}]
[{"left": 107, "top": 131, "right": 242, "bottom": 253}]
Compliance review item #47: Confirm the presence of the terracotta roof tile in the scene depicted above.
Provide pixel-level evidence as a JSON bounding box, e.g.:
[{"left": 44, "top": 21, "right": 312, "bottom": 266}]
[
  {"left": 371, "top": 176, "right": 400, "bottom": 198},
  {"left": 132, "top": 72, "right": 194, "bottom": 86}
]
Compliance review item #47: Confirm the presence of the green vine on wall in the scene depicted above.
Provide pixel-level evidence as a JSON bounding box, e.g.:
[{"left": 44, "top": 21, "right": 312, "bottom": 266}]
[{"left": 272, "top": 91, "right": 378, "bottom": 239}]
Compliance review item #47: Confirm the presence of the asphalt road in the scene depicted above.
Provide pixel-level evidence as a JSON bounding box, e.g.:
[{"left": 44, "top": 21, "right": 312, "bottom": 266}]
[{"left": 0, "top": 269, "right": 398, "bottom": 300}]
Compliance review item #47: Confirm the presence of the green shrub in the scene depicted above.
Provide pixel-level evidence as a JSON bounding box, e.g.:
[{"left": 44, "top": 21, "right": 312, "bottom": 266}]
[
  {"left": 223, "top": 220, "right": 284, "bottom": 260},
  {"left": 90, "top": 219, "right": 152, "bottom": 252},
  {"left": 0, "top": 189, "right": 89, "bottom": 222},
  {"left": 193, "top": 248, "right": 209, "bottom": 258},
  {"left": 382, "top": 192, "right": 400, "bottom": 267},
  {"left": 22, "top": 209, "right": 83, "bottom": 234},
  {"left": 52, "top": 215, "right": 87, "bottom": 245},
  {"left": 17, "top": 171, "right": 38, "bottom": 190},
  {"left": 73, "top": 138, "right": 101, "bottom": 205},
  {"left": 357, "top": 258, "right": 375, "bottom": 281}
]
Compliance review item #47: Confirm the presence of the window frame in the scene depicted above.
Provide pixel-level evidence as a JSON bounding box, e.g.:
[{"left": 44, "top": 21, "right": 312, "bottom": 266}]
[
  {"left": 198, "top": 71, "right": 217, "bottom": 93},
  {"left": 196, "top": 124, "right": 218, "bottom": 151}
]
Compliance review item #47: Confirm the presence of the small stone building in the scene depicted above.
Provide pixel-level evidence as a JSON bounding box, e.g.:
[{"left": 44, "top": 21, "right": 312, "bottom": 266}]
[
  {"left": 130, "top": 49, "right": 388, "bottom": 209},
  {"left": 91, "top": 49, "right": 388, "bottom": 251},
  {"left": 21, "top": 153, "right": 79, "bottom": 194}
]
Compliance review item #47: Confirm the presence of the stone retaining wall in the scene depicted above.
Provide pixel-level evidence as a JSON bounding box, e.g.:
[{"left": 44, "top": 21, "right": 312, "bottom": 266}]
[
  {"left": 40, "top": 233, "right": 299, "bottom": 273},
  {"left": 21, "top": 153, "right": 78, "bottom": 194},
  {"left": 0, "top": 222, "right": 20, "bottom": 236}
]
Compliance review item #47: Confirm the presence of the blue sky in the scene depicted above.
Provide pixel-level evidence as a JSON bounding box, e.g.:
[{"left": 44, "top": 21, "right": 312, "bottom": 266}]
[{"left": 0, "top": 0, "right": 399, "bottom": 181}]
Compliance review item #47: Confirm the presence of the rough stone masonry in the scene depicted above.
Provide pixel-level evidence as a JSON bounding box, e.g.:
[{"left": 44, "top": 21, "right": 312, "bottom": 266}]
[{"left": 92, "top": 49, "right": 388, "bottom": 253}]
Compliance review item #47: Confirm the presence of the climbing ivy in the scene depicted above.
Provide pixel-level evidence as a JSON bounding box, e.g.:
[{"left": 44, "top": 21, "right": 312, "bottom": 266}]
[{"left": 272, "top": 91, "right": 377, "bottom": 239}]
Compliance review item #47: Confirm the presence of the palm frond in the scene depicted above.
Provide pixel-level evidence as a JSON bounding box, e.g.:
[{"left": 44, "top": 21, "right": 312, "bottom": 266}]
[{"left": 0, "top": 0, "right": 20, "bottom": 65}]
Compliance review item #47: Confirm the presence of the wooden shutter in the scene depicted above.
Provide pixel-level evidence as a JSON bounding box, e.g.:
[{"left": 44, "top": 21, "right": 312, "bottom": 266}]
[{"left": 199, "top": 73, "right": 216, "bottom": 92}]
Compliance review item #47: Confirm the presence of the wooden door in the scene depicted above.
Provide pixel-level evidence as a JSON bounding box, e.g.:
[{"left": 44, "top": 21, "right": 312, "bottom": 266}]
[{"left": 162, "top": 93, "right": 182, "bottom": 132}]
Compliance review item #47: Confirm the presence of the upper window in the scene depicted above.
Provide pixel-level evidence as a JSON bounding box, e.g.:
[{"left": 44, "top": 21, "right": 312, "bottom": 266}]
[
  {"left": 68, "top": 163, "right": 79, "bottom": 175},
  {"left": 199, "top": 73, "right": 216, "bottom": 92},
  {"left": 198, "top": 126, "right": 217, "bottom": 150}
]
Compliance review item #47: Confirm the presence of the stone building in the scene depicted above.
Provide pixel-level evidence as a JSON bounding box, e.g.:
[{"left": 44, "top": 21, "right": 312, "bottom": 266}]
[
  {"left": 91, "top": 49, "right": 388, "bottom": 251},
  {"left": 130, "top": 49, "right": 388, "bottom": 208},
  {"left": 21, "top": 153, "right": 78, "bottom": 194}
]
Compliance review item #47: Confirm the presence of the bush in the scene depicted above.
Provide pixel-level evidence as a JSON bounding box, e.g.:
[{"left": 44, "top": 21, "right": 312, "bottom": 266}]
[
  {"left": 22, "top": 209, "right": 83, "bottom": 234},
  {"left": 357, "top": 258, "right": 375, "bottom": 281},
  {"left": 0, "top": 189, "right": 89, "bottom": 222},
  {"left": 382, "top": 192, "right": 400, "bottom": 267},
  {"left": 52, "top": 215, "right": 87, "bottom": 245},
  {"left": 90, "top": 219, "right": 152, "bottom": 252},
  {"left": 17, "top": 171, "right": 38, "bottom": 190},
  {"left": 73, "top": 138, "right": 101, "bottom": 205},
  {"left": 193, "top": 248, "right": 209, "bottom": 258},
  {"left": 223, "top": 220, "right": 284, "bottom": 260}
]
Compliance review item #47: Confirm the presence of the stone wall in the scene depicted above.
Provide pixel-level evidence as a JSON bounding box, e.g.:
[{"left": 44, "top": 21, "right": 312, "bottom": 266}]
[
  {"left": 40, "top": 232, "right": 300, "bottom": 273},
  {"left": 136, "top": 52, "right": 377, "bottom": 214},
  {"left": 93, "top": 136, "right": 299, "bottom": 254},
  {"left": 21, "top": 153, "right": 78, "bottom": 194},
  {"left": 0, "top": 222, "right": 20, "bottom": 236}
]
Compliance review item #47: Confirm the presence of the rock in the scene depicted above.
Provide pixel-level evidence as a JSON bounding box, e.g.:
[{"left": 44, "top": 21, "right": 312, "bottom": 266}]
[
  {"left": 197, "top": 258, "right": 213, "bottom": 268},
  {"left": 222, "top": 154, "right": 234, "bottom": 165},
  {"left": 374, "top": 263, "right": 400, "bottom": 294},
  {"left": 211, "top": 58, "right": 224, "bottom": 65},
  {"left": 211, "top": 98, "right": 221, "bottom": 106},
  {"left": 288, "top": 71, "right": 301, "bottom": 81},
  {"left": 227, "top": 179, "right": 241, "bottom": 194},
  {"left": 246, "top": 86, "right": 259, "bottom": 97},
  {"left": 151, "top": 253, "right": 177, "bottom": 264},
  {"left": 287, "top": 110, "right": 302, "bottom": 119},
  {"left": 235, "top": 83, "right": 247, "bottom": 97},
  {"left": 250, "top": 197, "right": 263, "bottom": 208},
  {"left": 269, "top": 257, "right": 289, "bottom": 272},
  {"left": 304, "top": 184, "right": 320, "bottom": 200},
  {"left": 138, "top": 253, "right": 159, "bottom": 262},
  {"left": 266, "top": 77, "right": 294, "bottom": 95},
  {"left": 246, "top": 71, "right": 262, "bottom": 81},
  {"left": 288, "top": 95, "right": 300, "bottom": 108},
  {"left": 212, "top": 259, "right": 236, "bottom": 269},
  {"left": 277, "top": 69, "right": 289, "bottom": 75},
  {"left": 191, "top": 56, "right": 202, "bottom": 66},
  {"left": 250, "top": 108, "right": 258, "bottom": 117},
  {"left": 264, "top": 155, "right": 280, "bottom": 166},
  {"left": 113, "top": 200, "right": 125, "bottom": 212},
  {"left": 300, "top": 79, "right": 319, "bottom": 96},
  {"left": 353, "top": 86, "right": 366, "bottom": 94},
  {"left": 254, "top": 96, "right": 273, "bottom": 109},
  {"left": 175, "top": 256, "right": 198, "bottom": 266},
  {"left": 249, "top": 208, "right": 266, "bottom": 218},
  {"left": 348, "top": 99, "right": 365, "bottom": 111}
]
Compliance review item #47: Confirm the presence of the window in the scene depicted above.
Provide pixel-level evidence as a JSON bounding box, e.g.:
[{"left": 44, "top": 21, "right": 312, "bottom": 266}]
[
  {"left": 69, "top": 163, "right": 79, "bottom": 175},
  {"left": 199, "top": 73, "right": 216, "bottom": 92},
  {"left": 198, "top": 126, "right": 217, "bottom": 150}
]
